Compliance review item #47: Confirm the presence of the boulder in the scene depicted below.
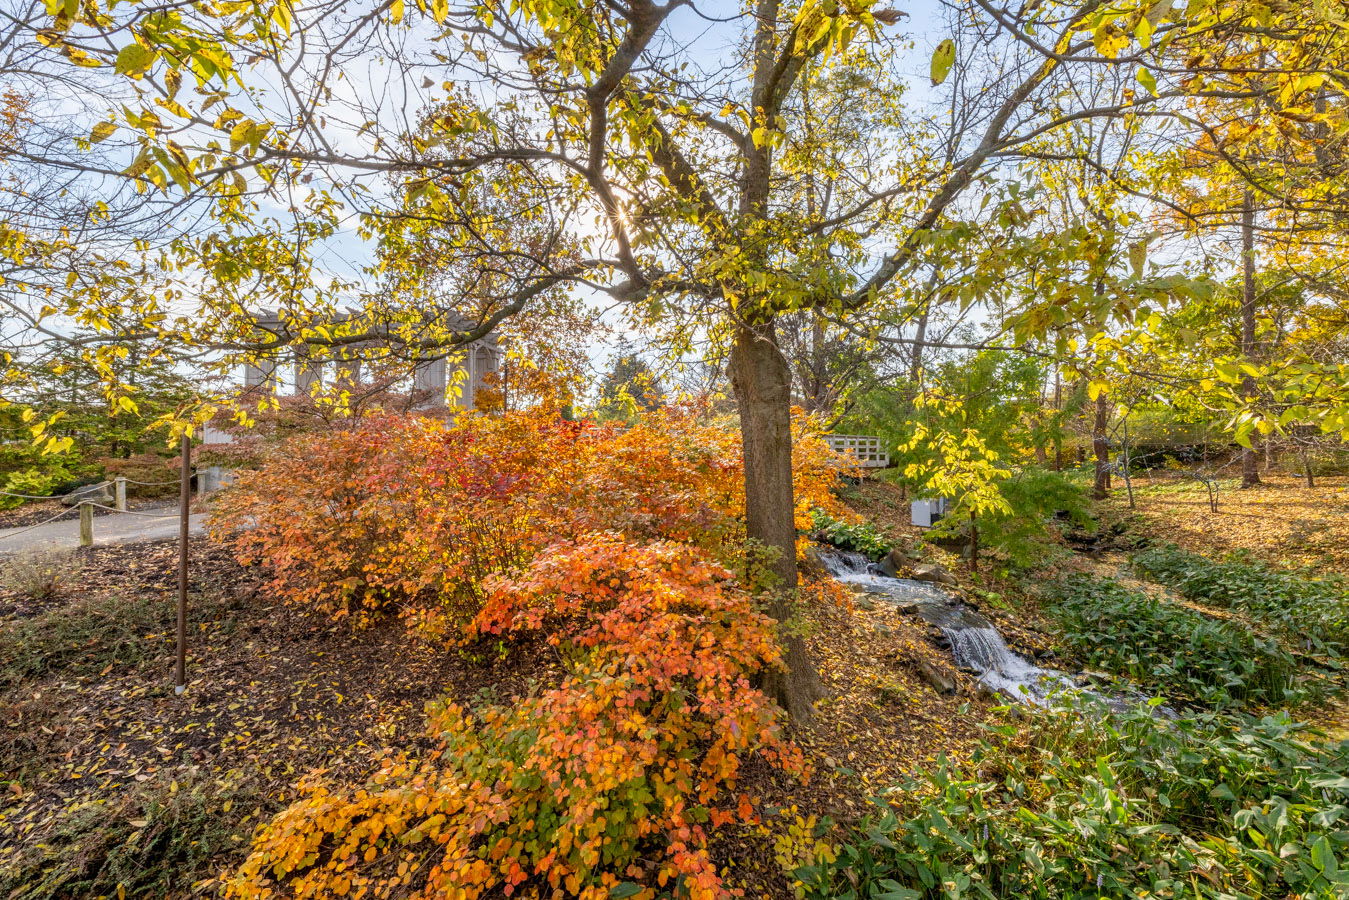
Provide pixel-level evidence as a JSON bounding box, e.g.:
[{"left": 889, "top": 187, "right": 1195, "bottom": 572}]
[
  {"left": 62, "top": 481, "right": 113, "bottom": 507},
  {"left": 974, "top": 682, "right": 1002, "bottom": 703},
  {"left": 912, "top": 562, "right": 957, "bottom": 586},
  {"left": 915, "top": 658, "right": 958, "bottom": 695}
]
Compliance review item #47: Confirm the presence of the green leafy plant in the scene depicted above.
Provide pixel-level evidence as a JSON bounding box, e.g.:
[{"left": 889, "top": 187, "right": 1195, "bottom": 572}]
[
  {"left": 1133, "top": 543, "right": 1349, "bottom": 654},
  {"left": 790, "top": 702, "right": 1349, "bottom": 899},
  {"left": 810, "top": 508, "right": 892, "bottom": 560},
  {"left": 0, "top": 467, "right": 64, "bottom": 509},
  {"left": 1041, "top": 574, "right": 1309, "bottom": 708},
  {"left": 954, "top": 467, "right": 1092, "bottom": 570}
]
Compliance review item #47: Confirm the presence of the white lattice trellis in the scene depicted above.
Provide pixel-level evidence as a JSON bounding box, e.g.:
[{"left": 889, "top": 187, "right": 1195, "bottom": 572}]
[{"left": 824, "top": 434, "right": 890, "bottom": 468}]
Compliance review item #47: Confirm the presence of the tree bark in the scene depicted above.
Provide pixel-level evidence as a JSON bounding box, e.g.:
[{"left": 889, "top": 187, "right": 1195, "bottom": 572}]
[
  {"left": 1052, "top": 370, "right": 1063, "bottom": 471},
  {"left": 1092, "top": 391, "right": 1112, "bottom": 500},
  {"left": 1121, "top": 421, "right": 1135, "bottom": 509},
  {"left": 968, "top": 511, "right": 979, "bottom": 574},
  {"left": 1240, "top": 190, "right": 1261, "bottom": 488},
  {"left": 729, "top": 320, "right": 824, "bottom": 722},
  {"left": 908, "top": 302, "right": 930, "bottom": 385}
]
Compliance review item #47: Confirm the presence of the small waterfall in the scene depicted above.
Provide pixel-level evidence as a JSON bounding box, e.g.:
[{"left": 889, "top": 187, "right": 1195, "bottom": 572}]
[
  {"left": 816, "top": 548, "right": 874, "bottom": 577},
  {"left": 817, "top": 544, "right": 1077, "bottom": 704},
  {"left": 943, "top": 625, "right": 1075, "bottom": 704}
]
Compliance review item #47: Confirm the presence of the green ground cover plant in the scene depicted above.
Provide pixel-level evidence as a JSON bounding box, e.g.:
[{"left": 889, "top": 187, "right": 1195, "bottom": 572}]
[
  {"left": 789, "top": 703, "right": 1349, "bottom": 899},
  {"left": 1133, "top": 543, "right": 1349, "bottom": 654},
  {"left": 1040, "top": 574, "right": 1310, "bottom": 708}
]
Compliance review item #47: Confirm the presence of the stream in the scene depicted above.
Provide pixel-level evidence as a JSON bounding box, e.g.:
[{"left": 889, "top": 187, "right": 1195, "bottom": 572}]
[{"left": 818, "top": 548, "right": 1081, "bottom": 705}]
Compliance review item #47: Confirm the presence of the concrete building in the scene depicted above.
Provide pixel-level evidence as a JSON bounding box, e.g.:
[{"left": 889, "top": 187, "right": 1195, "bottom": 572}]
[{"left": 201, "top": 311, "right": 502, "bottom": 451}]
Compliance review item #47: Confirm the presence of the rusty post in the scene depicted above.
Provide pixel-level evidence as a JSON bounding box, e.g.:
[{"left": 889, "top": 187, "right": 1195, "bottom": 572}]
[{"left": 175, "top": 433, "right": 190, "bottom": 694}]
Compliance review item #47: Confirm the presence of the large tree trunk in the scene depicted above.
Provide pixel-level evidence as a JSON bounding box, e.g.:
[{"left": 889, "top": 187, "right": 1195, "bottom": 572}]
[
  {"left": 729, "top": 321, "right": 824, "bottom": 722},
  {"left": 1240, "top": 190, "right": 1261, "bottom": 488},
  {"left": 1093, "top": 391, "right": 1112, "bottom": 500}
]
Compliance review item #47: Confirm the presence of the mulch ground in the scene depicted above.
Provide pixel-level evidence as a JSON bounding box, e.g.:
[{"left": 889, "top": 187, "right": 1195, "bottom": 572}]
[
  {"left": 0, "top": 538, "right": 558, "bottom": 894},
  {"left": 0, "top": 523, "right": 1020, "bottom": 898},
  {"left": 713, "top": 585, "right": 1003, "bottom": 898}
]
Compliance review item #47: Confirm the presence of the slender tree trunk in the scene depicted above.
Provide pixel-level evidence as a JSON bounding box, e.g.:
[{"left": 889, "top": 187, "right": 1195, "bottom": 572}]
[
  {"left": 806, "top": 311, "right": 827, "bottom": 414},
  {"left": 1121, "top": 421, "right": 1135, "bottom": 509},
  {"left": 1240, "top": 190, "right": 1261, "bottom": 488},
  {"left": 729, "top": 320, "right": 824, "bottom": 722},
  {"left": 1053, "top": 370, "right": 1063, "bottom": 471},
  {"left": 909, "top": 304, "right": 930, "bottom": 385},
  {"left": 1093, "top": 391, "right": 1112, "bottom": 500},
  {"left": 968, "top": 511, "right": 978, "bottom": 574}
]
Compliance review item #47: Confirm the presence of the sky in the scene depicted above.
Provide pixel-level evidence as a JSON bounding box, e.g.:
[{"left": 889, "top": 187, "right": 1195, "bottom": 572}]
[
  {"left": 176, "top": 0, "right": 963, "bottom": 390},
  {"left": 19, "top": 0, "right": 1226, "bottom": 399}
]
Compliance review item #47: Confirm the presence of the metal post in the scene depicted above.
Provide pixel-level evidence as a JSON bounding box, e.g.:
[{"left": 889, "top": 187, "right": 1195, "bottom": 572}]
[
  {"left": 175, "top": 434, "right": 190, "bottom": 694},
  {"left": 78, "top": 502, "right": 93, "bottom": 547},
  {"left": 114, "top": 476, "right": 127, "bottom": 511}
]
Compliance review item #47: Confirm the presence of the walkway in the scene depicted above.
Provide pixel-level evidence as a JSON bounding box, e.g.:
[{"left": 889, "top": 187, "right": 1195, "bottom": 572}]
[{"left": 0, "top": 503, "right": 208, "bottom": 553}]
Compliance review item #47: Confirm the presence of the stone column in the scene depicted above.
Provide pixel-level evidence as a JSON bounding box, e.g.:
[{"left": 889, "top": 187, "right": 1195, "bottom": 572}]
[
  {"left": 243, "top": 358, "right": 277, "bottom": 390},
  {"left": 413, "top": 357, "right": 447, "bottom": 408},
  {"left": 295, "top": 350, "right": 323, "bottom": 395}
]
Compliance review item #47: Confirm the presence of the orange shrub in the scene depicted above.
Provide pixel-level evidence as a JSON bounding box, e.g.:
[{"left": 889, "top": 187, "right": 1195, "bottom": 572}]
[
  {"left": 209, "top": 416, "right": 436, "bottom": 624},
  {"left": 212, "top": 406, "right": 849, "bottom": 636},
  {"left": 227, "top": 535, "right": 803, "bottom": 900},
  {"left": 215, "top": 407, "right": 851, "bottom": 898}
]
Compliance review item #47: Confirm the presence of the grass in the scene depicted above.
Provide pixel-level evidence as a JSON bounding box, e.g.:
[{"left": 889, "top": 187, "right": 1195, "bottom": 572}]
[
  {"left": 0, "top": 590, "right": 232, "bottom": 690},
  {"left": 0, "top": 766, "right": 266, "bottom": 899}
]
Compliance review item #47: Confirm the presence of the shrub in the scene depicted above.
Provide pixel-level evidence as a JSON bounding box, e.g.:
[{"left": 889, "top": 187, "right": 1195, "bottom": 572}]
[
  {"left": 99, "top": 453, "right": 182, "bottom": 499},
  {"left": 811, "top": 508, "right": 892, "bottom": 559},
  {"left": 226, "top": 535, "right": 802, "bottom": 900},
  {"left": 790, "top": 702, "right": 1349, "bottom": 899},
  {"left": 212, "top": 415, "right": 455, "bottom": 626},
  {"left": 212, "top": 407, "right": 847, "bottom": 637},
  {"left": 1133, "top": 543, "right": 1349, "bottom": 654},
  {"left": 0, "top": 467, "right": 63, "bottom": 509},
  {"left": 922, "top": 467, "right": 1092, "bottom": 571},
  {"left": 0, "top": 546, "right": 81, "bottom": 602},
  {"left": 1041, "top": 574, "right": 1307, "bottom": 708},
  {"left": 0, "top": 591, "right": 170, "bottom": 689},
  {"left": 214, "top": 408, "right": 846, "bottom": 897},
  {"left": 979, "top": 467, "right": 1092, "bottom": 561},
  {"left": 0, "top": 767, "right": 264, "bottom": 899}
]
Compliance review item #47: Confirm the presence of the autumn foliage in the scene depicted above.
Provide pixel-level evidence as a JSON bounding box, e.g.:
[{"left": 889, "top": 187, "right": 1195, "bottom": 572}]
[
  {"left": 212, "top": 407, "right": 845, "bottom": 633},
  {"left": 213, "top": 407, "right": 848, "bottom": 898}
]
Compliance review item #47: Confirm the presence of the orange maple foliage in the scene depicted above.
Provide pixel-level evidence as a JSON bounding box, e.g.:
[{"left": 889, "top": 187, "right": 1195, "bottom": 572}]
[
  {"left": 215, "top": 406, "right": 849, "bottom": 898},
  {"left": 211, "top": 404, "right": 850, "bottom": 635},
  {"left": 227, "top": 536, "right": 801, "bottom": 900}
]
